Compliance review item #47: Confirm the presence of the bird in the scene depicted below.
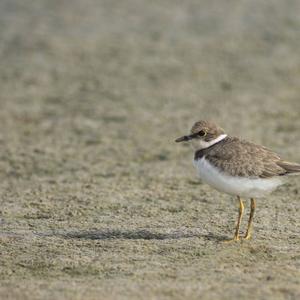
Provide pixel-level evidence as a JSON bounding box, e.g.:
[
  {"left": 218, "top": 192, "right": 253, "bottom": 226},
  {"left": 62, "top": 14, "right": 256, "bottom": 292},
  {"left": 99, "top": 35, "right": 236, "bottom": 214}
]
[{"left": 175, "top": 120, "right": 300, "bottom": 241}]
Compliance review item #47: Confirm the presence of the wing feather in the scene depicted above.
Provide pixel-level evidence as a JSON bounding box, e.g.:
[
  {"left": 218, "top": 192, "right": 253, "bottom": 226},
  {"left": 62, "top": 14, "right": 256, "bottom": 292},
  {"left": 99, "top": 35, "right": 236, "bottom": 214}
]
[{"left": 204, "top": 137, "right": 291, "bottom": 178}]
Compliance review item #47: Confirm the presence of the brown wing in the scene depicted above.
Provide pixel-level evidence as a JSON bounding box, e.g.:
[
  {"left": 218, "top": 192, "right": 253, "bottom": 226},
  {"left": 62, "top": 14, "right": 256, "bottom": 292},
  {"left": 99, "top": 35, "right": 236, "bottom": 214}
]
[
  {"left": 277, "top": 161, "right": 300, "bottom": 175},
  {"left": 205, "top": 137, "right": 288, "bottom": 178}
]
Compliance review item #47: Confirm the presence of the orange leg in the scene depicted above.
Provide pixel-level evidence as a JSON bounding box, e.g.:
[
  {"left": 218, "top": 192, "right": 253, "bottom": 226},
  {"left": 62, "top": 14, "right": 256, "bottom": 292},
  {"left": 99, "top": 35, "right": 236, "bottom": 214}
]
[
  {"left": 225, "top": 196, "right": 244, "bottom": 242},
  {"left": 244, "top": 198, "right": 256, "bottom": 240}
]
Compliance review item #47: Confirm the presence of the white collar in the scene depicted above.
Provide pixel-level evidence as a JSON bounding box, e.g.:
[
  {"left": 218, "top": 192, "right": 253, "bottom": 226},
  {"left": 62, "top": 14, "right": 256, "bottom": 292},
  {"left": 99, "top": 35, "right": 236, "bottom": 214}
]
[{"left": 197, "top": 134, "right": 227, "bottom": 150}]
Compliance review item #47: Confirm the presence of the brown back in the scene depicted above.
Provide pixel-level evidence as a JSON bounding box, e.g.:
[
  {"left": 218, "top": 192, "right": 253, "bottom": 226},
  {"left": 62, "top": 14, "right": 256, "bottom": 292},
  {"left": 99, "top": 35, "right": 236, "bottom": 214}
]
[{"left": 194, "top": 136, "right": 298, "bottom": 178}]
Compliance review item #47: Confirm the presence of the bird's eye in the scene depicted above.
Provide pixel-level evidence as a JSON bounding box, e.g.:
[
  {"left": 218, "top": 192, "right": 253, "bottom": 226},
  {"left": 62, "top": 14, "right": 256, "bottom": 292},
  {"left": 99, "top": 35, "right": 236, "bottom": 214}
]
[{"left": 198, "top": 130, "right": 206, "bottom": 137}]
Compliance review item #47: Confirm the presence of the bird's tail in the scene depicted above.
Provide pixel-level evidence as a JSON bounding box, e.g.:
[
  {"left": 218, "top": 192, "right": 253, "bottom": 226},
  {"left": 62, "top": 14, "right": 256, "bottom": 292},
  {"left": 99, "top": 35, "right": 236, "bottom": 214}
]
[{"left": 278, "top": 160, "right": 300, "bottom": 176}]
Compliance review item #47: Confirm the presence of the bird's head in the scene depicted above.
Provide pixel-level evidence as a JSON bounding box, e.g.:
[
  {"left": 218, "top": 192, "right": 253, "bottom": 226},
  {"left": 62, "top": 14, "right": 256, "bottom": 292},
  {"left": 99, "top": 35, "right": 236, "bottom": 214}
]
[{"left": 175, "top": 120, "right": 226, "bottom": 150}]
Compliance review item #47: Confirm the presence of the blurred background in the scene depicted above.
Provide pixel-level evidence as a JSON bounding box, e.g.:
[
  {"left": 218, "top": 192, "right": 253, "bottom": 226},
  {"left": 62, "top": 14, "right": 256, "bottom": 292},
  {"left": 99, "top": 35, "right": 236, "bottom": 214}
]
[{"left": 0, "top": 1, "right": 299, "bottom": 299}]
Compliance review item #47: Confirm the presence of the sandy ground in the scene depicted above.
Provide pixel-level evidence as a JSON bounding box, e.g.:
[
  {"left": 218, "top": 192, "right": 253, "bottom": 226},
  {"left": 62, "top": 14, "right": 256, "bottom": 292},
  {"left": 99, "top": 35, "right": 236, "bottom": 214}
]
[{"left": 0, "top": 0, "right": 300, "bottom": 299}]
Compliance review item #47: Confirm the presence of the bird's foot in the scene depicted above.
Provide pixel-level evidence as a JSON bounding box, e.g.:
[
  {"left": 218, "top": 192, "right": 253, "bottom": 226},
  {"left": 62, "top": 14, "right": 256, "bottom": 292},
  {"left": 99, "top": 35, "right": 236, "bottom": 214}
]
[
  {"left": 242, "top": 233, "right": 252, "bottom": 240},
  {"left": 222, "top": 235, "right": 241, "bottom": 243}
]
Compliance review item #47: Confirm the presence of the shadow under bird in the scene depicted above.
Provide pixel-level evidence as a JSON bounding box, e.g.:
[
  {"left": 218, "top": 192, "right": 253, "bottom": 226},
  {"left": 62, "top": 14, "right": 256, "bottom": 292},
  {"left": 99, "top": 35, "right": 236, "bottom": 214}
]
[{"left": 175, "top": 120, "right": 300, "bottom": 241}]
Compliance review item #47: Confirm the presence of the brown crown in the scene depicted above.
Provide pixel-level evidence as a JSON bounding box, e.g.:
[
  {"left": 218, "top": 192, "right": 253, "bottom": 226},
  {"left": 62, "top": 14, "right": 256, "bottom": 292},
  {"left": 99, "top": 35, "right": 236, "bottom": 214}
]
[{"left": 190, "top": 120, "right": 225, "bottom": 141}]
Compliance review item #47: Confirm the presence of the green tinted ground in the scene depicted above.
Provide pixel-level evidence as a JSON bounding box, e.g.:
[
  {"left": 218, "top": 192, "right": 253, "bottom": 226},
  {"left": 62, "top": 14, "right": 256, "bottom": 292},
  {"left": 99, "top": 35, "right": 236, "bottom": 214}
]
[{"left": 0, "top": 1, "right": 300, "bottom": 299}]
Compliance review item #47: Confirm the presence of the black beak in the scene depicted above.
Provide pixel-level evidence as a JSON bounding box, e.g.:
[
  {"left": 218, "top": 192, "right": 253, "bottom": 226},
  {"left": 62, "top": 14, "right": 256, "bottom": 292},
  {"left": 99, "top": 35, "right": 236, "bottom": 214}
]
[{"left": 175, "top": 135, "right": 193, "bottom": 143}]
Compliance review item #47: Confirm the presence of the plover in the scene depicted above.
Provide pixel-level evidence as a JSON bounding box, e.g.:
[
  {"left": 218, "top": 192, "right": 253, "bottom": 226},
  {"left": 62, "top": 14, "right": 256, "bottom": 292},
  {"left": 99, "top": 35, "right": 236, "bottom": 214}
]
[{"left": 175, "top": 120, "right": 300, "bottom": 241}]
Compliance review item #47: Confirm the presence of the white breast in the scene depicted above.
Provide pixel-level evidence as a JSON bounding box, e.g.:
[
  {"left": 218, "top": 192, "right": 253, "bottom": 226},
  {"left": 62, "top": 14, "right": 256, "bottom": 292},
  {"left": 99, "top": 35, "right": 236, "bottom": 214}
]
[{"left": 193, "top": 157, "right": 283, "bottom": 198}]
